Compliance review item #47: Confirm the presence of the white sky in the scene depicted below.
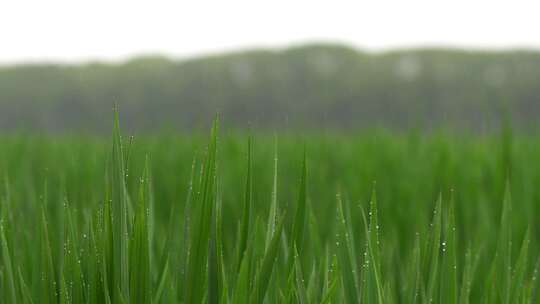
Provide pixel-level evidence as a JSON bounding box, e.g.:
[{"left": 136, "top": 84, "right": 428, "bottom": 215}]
[{"left": 1, "top": 0, "right": 539, "bottom": 64}]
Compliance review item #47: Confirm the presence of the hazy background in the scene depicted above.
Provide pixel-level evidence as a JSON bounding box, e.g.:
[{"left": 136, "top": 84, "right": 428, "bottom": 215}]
[{"left": 1, "top": 0, "right": 539, "bottom": 132}]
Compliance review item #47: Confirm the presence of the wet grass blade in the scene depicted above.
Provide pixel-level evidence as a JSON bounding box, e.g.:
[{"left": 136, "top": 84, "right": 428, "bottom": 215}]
[
  {"left": 40, "top": 208, "right": 57, "bottom": 304},
  {"left": 231, "top": 254, "right": 250, "bottom": 304},
  {"left": 484, "top": 182, "right": 512, "bottom": 303},
  {"left": 528, "top": 257, "right": 540, "bottom": 303},
  {"left": 423, "top": 194, "right": 442, "bottom": 304},
  {"left": 177, "top": 156, "right": 196, "bottom": 300},
  {"left": 237, "top": 136, "right": 253, "bottom": 269},
  {"left": 111, "top": 107, "right": 130, "bottom": 302},
  {"left": 215, "top": 184, "right": 229, "bottom": 303},
  {"left": 361, "top": 186, "right": 384, "bottom": 304},
  {"left": 153, "top": 258, "right": 169, "bottom": 304},
  {"left": 250, "top": 214, "right": 286, "bottom": 303},
  {"left": 294, "top": 247, "right": 308, "bottom": 304},
  {"left": 208, "top": 179, "right": 221, "bottom": 304},
  {"left": 458, "top": 247, "right": 472, "bottom": 304},
  {"left": 61, "top": 202, "right": 85, "bottom": 303},
  {"left": 336, "top": 191, "right": 360, "bottom": 303},
  {"left": 306, "top": 262, "right": 319, "bottom": 303},
  {"left": 18, "top": 267, "right": 34, "bottom": 304},
  {"left": 319, "top": 278, "right": 338, "bottom": 304},
  {"left": 290, "top": 149, "right": 307, "bottom": 256},
  {"left": 441, "top": 191, "right": 458, "bottom": 304},
  {"left": 320, "top": 253, "right": 339, "bottom": 304},
  {"left": 510, "top": 227, "right": 530, "bottom": 301},
  {"left": 129, "top": 158, "right": 151, "bottom": 303},
  {"left": 0, "top": 221, "right": 17, "bottom": 303},
  {"left": 499, "top": 184, "right": 512, "bottom": 304},
  {"left": 86, "top": 219, "right": 100, "bottom": 304},
  {"left": 405, "top": 232, "right": 422, "bottom": 304},
  {"left": 265, "top": 137, "right": 279, "bottom": 251},
  {"left": 184, "top": 117, "right": 218, "bottom": 304}
]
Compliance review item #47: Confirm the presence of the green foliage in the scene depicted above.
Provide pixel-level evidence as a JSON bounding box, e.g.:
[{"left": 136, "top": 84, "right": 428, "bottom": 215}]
[
  {"left": 0, "top": 113, "right": 539, "bottom": 303},
  {"left": 2, "top": 44, "right": 540, "bottom": 132}
]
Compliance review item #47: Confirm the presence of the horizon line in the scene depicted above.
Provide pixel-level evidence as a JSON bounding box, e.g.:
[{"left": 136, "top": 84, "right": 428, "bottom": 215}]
[{"left": 3, "top": 40, "right": 540, "bottom": 67}]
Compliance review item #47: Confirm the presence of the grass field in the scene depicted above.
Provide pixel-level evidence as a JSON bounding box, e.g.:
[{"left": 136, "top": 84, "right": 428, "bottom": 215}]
[{"left": 1, "top": 112, "right": 539, "bottom": 303}]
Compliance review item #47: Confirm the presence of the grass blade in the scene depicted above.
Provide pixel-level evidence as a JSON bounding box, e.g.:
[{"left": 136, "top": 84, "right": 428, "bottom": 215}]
[
  {"left": 62, "top": 202, "right": 85, "bottom": 303},
  {"left": 111, "top": 107, "right": 130, "bottom": 302},
  {"left": 510, "top": 227, "right": 530, "bottom": 301},
  {"left": 423, "top": 194, "right": 442, "bottom": 304},
  {"left": 265, "top": 136, "right": 279, "bottom": 251},
  {"left": 250, "top": 214, "right": 286, "bottom": 303},
  {"left": 0, "top": 221, "right": 17, "bottom": 303},
  {"left": 290, "top": 149, "right": 307, "bottom": 256},
  {"left": 361, "top": 186, "right": 384, "bottom": 304},
  {"left": 294, "top": 247, "right": 308, "bottom": 304},
  {"left": 441, "top": 190, "right": 458, "bottom": 304},
  {"left": 231, "top": 254, "right": 250, "bottom": 304},
  {"left": 40, "top": 208, "right": 58, "bottom": 304},
  {"left": 336, "top": 191, "right": 360, "bottom": 303},
  {"left": 184, "top": 117, "right": 218, "bottom": 304},
  {"left": 129, "top": 158, "right": 151, "bottom": 303},
  {"left": 237, "top": 136, "right": 253, "bottom": 269}
]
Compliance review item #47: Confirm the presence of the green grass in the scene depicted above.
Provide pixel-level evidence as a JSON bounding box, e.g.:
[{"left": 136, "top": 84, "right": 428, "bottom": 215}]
[{"left": 1, "top": 113, "right": 540, "bottom": 303}]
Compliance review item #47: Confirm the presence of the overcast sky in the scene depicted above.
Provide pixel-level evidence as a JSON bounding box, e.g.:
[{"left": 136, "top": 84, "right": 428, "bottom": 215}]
[{"left": 1, "top": 0, "right": 539, "bottom": 64}]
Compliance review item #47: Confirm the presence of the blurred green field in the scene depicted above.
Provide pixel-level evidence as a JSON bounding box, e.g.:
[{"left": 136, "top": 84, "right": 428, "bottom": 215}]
[{"left": 1, "top": 116, "right": 539, "bottom": 303}]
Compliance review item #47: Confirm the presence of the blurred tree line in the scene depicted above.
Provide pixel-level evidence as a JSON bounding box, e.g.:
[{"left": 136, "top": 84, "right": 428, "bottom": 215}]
[{"left": 0, "top": 44, "right": 539, "bottom": 132}]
